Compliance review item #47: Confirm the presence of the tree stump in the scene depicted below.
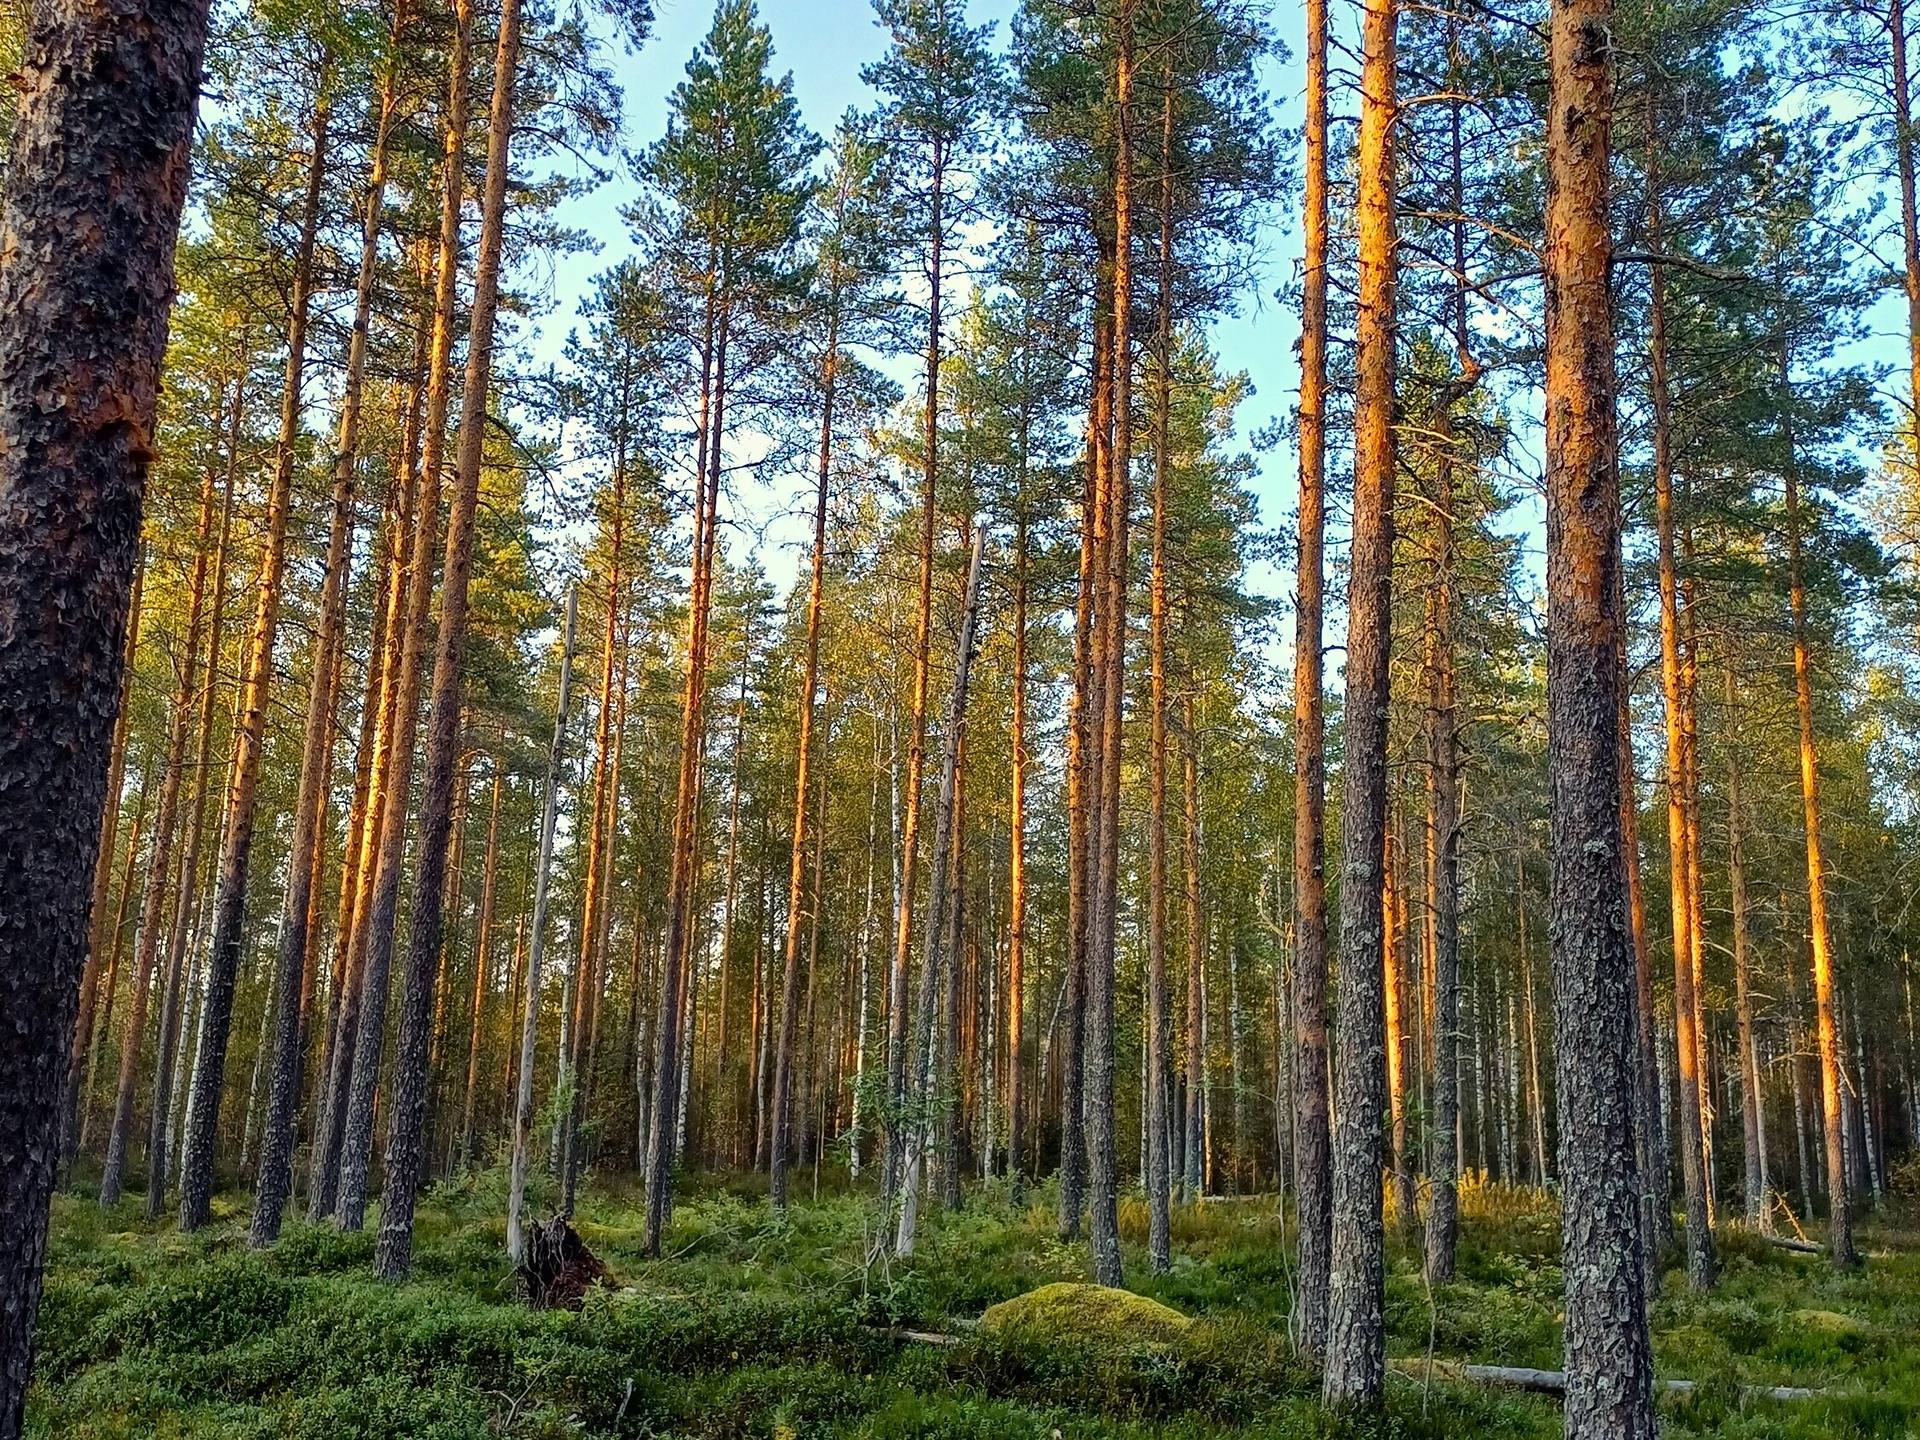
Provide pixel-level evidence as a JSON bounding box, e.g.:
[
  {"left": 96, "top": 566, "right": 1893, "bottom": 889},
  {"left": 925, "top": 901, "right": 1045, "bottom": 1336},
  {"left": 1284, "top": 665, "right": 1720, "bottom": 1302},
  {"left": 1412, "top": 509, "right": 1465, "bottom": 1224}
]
[{"left": 517, "top": 1216, "right": 608, "bottom": 1309}]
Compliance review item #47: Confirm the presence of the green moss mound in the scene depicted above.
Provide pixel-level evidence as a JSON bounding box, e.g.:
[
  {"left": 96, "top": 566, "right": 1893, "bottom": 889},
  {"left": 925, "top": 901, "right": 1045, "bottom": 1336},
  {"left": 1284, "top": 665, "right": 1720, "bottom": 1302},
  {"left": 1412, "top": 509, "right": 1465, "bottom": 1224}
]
[{"left": 979, "top": 1282, "right": 1194, "bottom": 1351}]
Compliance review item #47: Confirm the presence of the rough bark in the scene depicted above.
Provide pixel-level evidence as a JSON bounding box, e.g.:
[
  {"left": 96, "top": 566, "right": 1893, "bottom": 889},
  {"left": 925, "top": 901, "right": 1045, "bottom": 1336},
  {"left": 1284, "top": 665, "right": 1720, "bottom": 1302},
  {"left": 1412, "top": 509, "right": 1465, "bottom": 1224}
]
[
  {"left": 1322, "top": 0, "right": 1396, "bottom": 1403},
  {"left": 1542, "top": 0, "right": 1657, "bottom": 1428},
  {"left": 0, "top": 0, "right": 212, "bottom": 1424}
]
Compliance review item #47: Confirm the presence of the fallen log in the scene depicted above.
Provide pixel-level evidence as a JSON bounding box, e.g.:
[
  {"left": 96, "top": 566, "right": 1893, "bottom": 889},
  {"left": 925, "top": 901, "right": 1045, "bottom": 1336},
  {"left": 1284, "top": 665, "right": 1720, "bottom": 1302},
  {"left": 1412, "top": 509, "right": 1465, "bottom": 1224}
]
[
  {"left": 1390, "top": 1358, "right": 1820, "bottom": 1403},
  {"left": 1759, "top": 1234, "right": 1824, "bottom": 1254}
]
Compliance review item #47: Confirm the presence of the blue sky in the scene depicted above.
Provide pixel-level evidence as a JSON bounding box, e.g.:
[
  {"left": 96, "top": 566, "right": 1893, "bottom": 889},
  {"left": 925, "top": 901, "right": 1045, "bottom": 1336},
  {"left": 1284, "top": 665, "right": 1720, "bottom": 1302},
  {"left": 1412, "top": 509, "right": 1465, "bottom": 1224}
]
[{"left": 528, "top": 0, "right": 1309, "bottom": 648}]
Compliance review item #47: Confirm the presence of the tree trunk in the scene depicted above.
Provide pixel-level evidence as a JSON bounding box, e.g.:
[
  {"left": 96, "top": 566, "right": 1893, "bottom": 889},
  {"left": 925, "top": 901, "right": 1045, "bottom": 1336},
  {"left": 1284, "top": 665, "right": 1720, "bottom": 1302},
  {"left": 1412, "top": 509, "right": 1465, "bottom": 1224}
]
[
  {"left": 309, "top": 307, "right": 427, "bottom": 1215},
  {"left": 1322, "top": 0, "right": 1397, "bottom": 1402},
  {"left": 1722, "top": 664, "right": 1769, "bottom": 1228},
  {"left": 251, "top": 28, "right": 404, "bottom": 1239},
  {"left": 143, "top": 400, "right": 239, "bottom": 1211},
  {"left": 1616, "top": 560, "right": 1670, "bottom": 1273},
  {"left": 1182, "top": 696, "right": 1205, "bottom": 1199},
  {"left": 178, "top": 82, "right": 330, "bottom": 1230},
  {"left": 1892, "top": 0, "right": 1920, "bottom": 480},
  {"left": 0, "top": 0, "right": 212, "bottom": 1419},
  {"left": 1060, "top": 290, "right": 1106, "bottom": 1241},
  {"left": 1422, "top": 265, "right": 1463, "bottom": 1278},
  {"left": 459, "top": 762, "right": 503, "bottom": 1169},
  {"left": 1007, "top": 511, "right": 1028, "bottom": 1184},
  {"left": 506, "top": 591, "right": 580, "bottom": 1267},
  {"left": 1291, "top": 0, "right": 1333, "bottom": 1342},
  {"left": 1647, "top": 196, "right": 1716, "bottom": 1288},
  {"left": 65, "top": 553, "right": 146, "bottom": 1171},
  {"left": 895, "top": 528, "right": 988, "bottom": 1257},
  {"left": 100, "top": 476, "right": 216, "bottom": 1209},
  {"left": 1143, "top": 70, "right": 1174, "bottom": 1276},
  {"left": 772, "top": 298, "right": 839, "bottom": 1210},
  {"left": 1542, "top": 0, "right": 1656, "bottom": 1427},
  {"left": 644, "top": 289, "right": 727, "bottom": 1255},
  {"left": 374, "top": 0, "right": 522, "bottom": 1279},
  {"left": 1082, "top": 0, "right": 1136, "bottom": 1291},
  {"left": 884, "top": 135, "right": 946, "bottom": 1212},
  {"left": 335, "top": 17, "right": 472, "bottom": 1230},
  {"left": 1779, "top": 335, "right": 1857, "bottom": 1269},
  {"left": 1383, "top": 823, "right": 1413, "bottom": 1233}
]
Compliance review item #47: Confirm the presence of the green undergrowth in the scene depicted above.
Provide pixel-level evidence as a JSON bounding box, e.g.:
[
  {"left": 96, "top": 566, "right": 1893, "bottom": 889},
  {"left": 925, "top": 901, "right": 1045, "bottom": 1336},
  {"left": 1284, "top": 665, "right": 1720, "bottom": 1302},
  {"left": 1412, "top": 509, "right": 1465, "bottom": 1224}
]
[{"left": 25, "top": 1173, "right": 1919, "bottom": 1438}]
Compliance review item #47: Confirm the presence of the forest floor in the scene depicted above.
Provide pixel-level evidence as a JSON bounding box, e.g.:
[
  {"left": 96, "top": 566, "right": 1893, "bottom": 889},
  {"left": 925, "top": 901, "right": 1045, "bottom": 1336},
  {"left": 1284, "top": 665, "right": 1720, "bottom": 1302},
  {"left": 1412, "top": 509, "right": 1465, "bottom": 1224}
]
[{"left": 25, "top": 1169, "right": 1920, "bottom": 1439}]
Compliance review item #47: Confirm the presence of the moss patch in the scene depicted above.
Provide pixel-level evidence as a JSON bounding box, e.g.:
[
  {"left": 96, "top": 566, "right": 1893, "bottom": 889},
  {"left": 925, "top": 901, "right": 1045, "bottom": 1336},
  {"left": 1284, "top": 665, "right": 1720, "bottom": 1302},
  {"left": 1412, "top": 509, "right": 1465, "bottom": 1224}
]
[{"left": 979, "top": 1282, "right": 1194, "bottom": 1351}]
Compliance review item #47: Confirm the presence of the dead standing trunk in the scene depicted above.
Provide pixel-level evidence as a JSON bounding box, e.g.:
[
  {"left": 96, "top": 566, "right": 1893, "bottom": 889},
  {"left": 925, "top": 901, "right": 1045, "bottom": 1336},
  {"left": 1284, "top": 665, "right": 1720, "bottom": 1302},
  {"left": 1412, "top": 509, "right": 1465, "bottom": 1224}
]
[
  {"left": 506, "top": 592, "right": 580, "bottom": 1268},
  {"left": 0, "top": 0, "right": 214, "bottom": 1425},
  {"left": 895, "top": 528, "right": 988, "bottom": 1258},
  {"left": 1541, "top": 0, "right": 1656, "bottom": 1428}
]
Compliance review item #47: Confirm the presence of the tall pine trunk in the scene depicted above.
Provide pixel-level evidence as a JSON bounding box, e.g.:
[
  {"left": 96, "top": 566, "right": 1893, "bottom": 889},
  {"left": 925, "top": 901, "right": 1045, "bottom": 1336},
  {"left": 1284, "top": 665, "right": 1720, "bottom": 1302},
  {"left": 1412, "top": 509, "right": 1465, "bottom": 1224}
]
[
  {"left": 375, "top": 0, "right": 524, "bottom": 1279},
  {"left": 1648, "top": 204, "right": 1716, "bottom": 1288},
  {"left": 0, "top": 0, "right": 213, "bottom": 1422},
  {"left": 1143, "top": 72, "right": 1174, "bottom": 1275},
  {"left": 1291, "top": 0, "right": 1333, "bottom": 1342},
  {"left": 1083, "top": 0, "right": 1135, "bottom": 1291},
  {"left": 335, "top": 16, "right": 472, "bottom": 1228},
  {"left": 1322, "top": 0, "right": 1397, "bottom": 1401},
  {"left": 1779, "top": 334, "right": 1858, "bottom": 1269},
  {"left": 179, "top": 83, "right": 330, "bottom": 1230},
  {"left": 251, "top": 24, "right": 405, "bottom": 1239},
  {"left": 1541, "top": 0, "right": 1655, "bottom": 1426},
  {"left": 772, "top": 290, "right": 840, "bottom": 1209}
]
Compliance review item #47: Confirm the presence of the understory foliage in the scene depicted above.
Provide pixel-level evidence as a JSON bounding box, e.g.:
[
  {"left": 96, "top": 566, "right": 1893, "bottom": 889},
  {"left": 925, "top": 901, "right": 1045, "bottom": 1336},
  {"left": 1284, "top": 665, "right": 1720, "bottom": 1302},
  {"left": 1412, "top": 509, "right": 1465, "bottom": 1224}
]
[{"left": 28, "top": 1183, "right": 1920, "bottom": 1438}]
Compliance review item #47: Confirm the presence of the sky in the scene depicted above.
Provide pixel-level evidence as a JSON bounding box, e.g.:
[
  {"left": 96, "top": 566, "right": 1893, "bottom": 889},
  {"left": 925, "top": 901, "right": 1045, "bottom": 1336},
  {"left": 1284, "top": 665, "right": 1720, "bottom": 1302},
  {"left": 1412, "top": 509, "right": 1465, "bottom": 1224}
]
[
  {"left": 517, "top": 0, "right": 1915, "bottom": 690},
  {"left": 524, "top": 0, "right": 1310, "bottom": 649}
]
